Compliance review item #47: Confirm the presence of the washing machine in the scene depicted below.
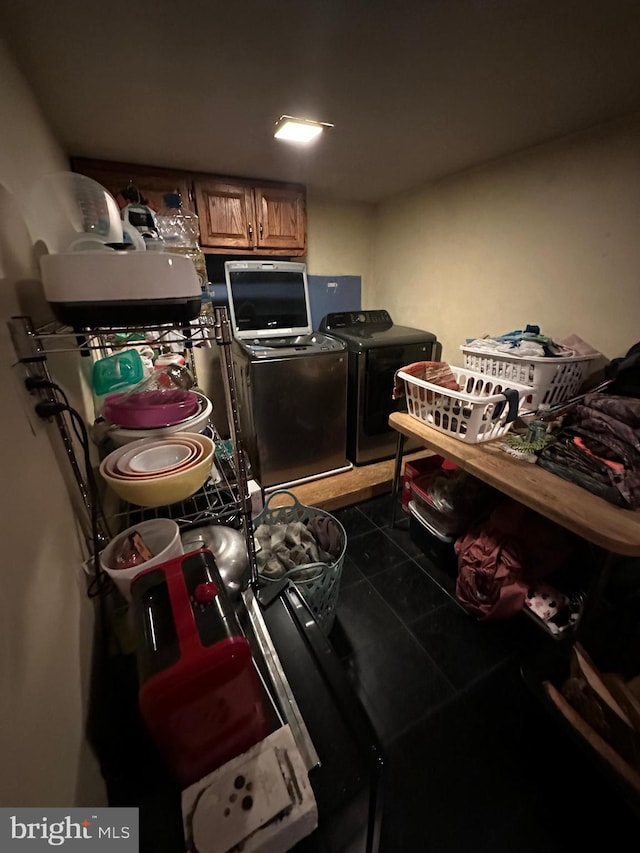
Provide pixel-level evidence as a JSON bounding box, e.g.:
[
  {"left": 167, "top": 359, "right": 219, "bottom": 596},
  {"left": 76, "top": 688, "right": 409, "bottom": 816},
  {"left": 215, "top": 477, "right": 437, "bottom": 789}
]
[
  {"left": 225, "top": 261, "right": 351, "bottom": 490},
  {"left": 319, "top": 310, "right": 440, "bottom": 465}
]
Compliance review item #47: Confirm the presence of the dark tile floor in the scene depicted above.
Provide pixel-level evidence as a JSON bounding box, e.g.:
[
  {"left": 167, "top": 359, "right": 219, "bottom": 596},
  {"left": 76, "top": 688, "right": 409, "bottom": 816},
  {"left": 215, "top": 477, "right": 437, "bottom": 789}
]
[{"left": 328, "top": 492, "right": 640, "bottom": 852}]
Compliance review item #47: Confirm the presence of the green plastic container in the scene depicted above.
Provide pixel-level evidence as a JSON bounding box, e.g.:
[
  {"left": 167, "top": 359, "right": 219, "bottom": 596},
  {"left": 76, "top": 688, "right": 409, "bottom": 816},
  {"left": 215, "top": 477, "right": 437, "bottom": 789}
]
[{"left": 92, "top": 349, "right": 144, "bottom": 396}]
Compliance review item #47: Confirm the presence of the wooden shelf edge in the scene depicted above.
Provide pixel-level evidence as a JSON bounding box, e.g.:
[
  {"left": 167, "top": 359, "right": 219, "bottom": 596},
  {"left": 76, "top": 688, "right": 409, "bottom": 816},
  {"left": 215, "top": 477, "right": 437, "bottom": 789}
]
[{"left": 543, "top": 680, "right": 640, "bottom": 798}]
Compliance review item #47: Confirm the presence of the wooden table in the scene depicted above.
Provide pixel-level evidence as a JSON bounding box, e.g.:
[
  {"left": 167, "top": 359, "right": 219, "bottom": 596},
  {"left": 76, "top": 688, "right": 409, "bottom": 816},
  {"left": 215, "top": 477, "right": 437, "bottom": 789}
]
[
  {"left": 389, "top": 412, "right": 640, "bottom": 809},
  {"left": 389, "top": 411, "right": 640, "bottom": 557}
]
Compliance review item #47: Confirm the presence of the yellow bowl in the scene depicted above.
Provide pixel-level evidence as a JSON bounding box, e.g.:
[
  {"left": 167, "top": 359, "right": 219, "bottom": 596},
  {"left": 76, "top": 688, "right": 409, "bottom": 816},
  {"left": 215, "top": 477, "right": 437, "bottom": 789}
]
[{"left": 99, "top": 433, "right": 215, "bottom": 507}]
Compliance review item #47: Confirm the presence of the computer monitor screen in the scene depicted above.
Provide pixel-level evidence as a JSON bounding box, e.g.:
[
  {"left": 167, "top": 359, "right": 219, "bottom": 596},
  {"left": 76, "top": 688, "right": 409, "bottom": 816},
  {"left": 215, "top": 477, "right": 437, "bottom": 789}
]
[{"left": 226, "top": 267, "right": 311, "bottom": 338}]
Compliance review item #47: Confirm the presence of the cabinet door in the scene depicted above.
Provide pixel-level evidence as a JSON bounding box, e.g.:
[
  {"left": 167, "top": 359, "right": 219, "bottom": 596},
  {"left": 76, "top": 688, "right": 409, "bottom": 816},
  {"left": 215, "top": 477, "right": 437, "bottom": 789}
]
[
  {"left": 254, "top": 185, "right": 306, "bottom": 252},
  {"left": 194, "top": 179, "right": 255, "bottom": 250},
  {"left": 70, "top": 159, "right": 193, "bottom": 213}
]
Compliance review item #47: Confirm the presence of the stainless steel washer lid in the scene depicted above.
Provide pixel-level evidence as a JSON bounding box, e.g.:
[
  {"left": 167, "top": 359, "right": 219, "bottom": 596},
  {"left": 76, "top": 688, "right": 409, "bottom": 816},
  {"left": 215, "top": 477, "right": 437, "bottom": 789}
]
[{"left": 238, "top": 332, "right": 346, "bottom": 359}]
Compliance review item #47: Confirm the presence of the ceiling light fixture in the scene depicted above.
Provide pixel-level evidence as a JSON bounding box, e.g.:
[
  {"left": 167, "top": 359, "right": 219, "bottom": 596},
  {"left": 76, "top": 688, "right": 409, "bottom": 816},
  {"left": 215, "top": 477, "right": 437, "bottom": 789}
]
[{"left": 274, "top": 115, "right": 334, "bottom": 143}]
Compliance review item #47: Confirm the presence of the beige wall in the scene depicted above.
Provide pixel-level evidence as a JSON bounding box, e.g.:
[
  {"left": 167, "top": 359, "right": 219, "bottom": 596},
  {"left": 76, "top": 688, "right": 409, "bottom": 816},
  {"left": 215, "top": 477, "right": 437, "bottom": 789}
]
[
  {"left": 305, "top": 192, "right": 374, "bottom": 287},
  {"left": 370, "top": 114, "right": 640, "bottom": 364},
  {"left": 0, "top": 39, "right": 105, "bottom": 806}
]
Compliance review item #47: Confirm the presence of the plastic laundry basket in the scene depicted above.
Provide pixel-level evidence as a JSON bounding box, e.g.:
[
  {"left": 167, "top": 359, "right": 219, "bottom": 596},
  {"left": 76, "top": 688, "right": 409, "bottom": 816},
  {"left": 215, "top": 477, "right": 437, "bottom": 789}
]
[
  {"left": 398, "top": 366, "right": 532, "bottom": 444},
  {"left": 253, "top": 490, "right": 346, "bottom": 634},
  {"left": 460, "top": 346, "right": 598, "bottom": 409}
]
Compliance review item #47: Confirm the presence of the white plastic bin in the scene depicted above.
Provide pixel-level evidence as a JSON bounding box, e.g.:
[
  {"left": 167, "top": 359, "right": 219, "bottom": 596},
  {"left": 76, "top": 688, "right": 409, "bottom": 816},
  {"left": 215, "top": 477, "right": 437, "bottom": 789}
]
[
  {"left": 398, "top": 366, "right": 532, "bottom": 444},
  {"left": 460, "top": 347, "right": 598, "bottom": 408}
]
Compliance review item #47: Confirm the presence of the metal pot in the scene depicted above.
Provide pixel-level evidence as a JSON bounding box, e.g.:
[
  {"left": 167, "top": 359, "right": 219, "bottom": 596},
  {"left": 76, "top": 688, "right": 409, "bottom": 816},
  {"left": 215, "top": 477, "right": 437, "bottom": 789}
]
[{"left": 180, "top": 523, "right": 250, "bottom": 598}]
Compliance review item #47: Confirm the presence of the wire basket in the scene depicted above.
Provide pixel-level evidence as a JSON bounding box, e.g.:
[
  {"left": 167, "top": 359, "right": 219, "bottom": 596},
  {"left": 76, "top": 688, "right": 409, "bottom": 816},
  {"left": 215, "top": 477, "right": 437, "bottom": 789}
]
[
  {"left": 398, "top": 366, "right": 533, "bottom": 444},
  {"left": 460, "top": 347, "right": 598, "bottom": 408},
  {"left": 253, "top": 490, "right": 346, "bottom": 634}
]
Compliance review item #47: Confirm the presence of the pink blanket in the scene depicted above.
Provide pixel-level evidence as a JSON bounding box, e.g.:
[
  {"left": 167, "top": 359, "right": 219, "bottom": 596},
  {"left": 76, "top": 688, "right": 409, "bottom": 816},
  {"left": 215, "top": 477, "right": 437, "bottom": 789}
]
[
  {"left": 454, "top": 501, "right": 578, "bottom": 621},
  {"left": 392, "top": 361, "right": 460, "bottom": 400}
]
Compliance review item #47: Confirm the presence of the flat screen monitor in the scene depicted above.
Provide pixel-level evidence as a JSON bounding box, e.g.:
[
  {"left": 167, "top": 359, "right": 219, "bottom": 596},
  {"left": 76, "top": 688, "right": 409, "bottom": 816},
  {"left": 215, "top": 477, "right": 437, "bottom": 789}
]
[{"left": 225, "top": 261, "right": 312, "bottom": 339}]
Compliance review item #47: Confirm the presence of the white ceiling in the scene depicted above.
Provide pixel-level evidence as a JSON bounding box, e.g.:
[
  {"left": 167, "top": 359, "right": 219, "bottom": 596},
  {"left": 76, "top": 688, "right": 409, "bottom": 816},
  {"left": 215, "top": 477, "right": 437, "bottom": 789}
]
[{"left": 3, "top": 0, "right": 640, "bottom": 203}]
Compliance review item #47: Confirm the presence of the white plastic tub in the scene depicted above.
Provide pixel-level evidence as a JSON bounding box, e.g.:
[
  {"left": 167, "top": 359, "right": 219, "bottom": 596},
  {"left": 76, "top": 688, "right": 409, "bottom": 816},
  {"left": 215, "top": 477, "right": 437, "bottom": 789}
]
[{"left": 398, "top": 365, "right": 532, "bottom": 444}]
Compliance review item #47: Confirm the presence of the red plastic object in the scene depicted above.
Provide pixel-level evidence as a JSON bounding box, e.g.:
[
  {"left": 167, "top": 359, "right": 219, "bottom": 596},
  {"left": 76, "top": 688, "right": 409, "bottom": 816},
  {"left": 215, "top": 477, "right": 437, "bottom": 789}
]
[
  {"left": 194, "top": 581, "right": 218, "bottom": 603},
  {"left": 402, "top": 455, "right": 457, "bottom": 513},
  {"left": 134, "top": 552, "right": 268, "bottom": 788},
  {"left": 103, "top": 389, "right": 199, "bottom": 429}
]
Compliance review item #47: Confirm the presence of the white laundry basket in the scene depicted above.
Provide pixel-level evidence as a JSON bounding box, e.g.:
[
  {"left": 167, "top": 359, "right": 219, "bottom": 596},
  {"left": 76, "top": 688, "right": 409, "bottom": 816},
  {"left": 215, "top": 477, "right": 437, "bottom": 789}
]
[
  {"left": 460, "top": 347, "right": 598, "bottom": 408},
  {"left": 398, "top": 366, "right": 532, "bottom": 444}
]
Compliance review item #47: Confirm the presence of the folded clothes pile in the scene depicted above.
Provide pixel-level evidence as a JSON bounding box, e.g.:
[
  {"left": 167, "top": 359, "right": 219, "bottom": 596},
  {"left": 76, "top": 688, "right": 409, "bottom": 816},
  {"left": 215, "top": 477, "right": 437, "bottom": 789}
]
[
  {"left": 465, "top": 325, "right": 600, "bottom": 359},
  {"left": 537, "top": 394, "right": 640, "bottom": 508}
]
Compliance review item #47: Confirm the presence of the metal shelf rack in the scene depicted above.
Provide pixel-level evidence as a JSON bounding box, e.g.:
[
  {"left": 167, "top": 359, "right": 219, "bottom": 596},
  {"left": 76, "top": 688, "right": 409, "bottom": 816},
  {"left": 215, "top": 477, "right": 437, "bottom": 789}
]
[
  {"left": 8, "top": 303, "right": 322, "bottom": 793},
  {"left": 8, "top": 306, "right": 259, "bottom": 586}
]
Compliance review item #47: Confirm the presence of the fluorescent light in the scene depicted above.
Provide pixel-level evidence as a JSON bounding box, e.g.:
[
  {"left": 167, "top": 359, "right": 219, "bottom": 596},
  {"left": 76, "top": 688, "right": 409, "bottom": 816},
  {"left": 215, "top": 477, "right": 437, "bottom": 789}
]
[{"left": 274, "top": 115, "right": 333, "bottom": 143}]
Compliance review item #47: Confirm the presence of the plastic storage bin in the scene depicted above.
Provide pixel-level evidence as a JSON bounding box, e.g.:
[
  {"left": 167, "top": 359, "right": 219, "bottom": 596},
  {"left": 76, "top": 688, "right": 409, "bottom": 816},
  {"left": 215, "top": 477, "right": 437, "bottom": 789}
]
[
  {"left": 408, "top": 500, "right": 458, "bottom": 574},
  {"left": 92, "top": 348, "right": 145, "bottom": 396},
  {"left": 402, "top": 455, "right": 446, "bottom": 513},
  {"left": 397, "top": 366, "right": 532, "bottom": 444},
  {"left": 29, "top": 171, "right": 123, "bottom": 253},
  {"left": 253, "top": 490, "right": 346, "bottom": 634},
  {"left": 460, "top": 347, "right": 598, "bottom": 408},
  {"left": 410, "top": 478, "right": 464, "bottom": 537}
]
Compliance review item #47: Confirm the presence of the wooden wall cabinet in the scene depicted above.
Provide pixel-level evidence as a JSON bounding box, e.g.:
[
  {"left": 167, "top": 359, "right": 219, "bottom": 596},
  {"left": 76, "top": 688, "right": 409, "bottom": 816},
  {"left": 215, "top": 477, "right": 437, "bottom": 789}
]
[
  {"left": 193, "top": 177, "right": 306, "bottom": 255},
  {"left": 71, "top": 158, "right": 307, "bottom": 256}
]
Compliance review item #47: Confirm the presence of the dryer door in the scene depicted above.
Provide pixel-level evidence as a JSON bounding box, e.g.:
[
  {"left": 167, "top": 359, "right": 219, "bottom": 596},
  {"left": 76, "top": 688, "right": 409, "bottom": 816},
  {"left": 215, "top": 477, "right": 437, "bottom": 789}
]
[{"left": 363, "top": 342, "right": 433, "bottom": 436}]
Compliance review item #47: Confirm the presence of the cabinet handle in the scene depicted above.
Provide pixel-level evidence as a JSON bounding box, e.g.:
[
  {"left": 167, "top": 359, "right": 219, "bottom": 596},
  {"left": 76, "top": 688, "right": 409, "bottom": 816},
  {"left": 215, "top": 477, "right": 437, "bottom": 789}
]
[
  {"left": 259, "top": 223, "right": 263, "bottom": 239},
  {"left": 248, "top": 223, "right": 253, "bottom": 241}
]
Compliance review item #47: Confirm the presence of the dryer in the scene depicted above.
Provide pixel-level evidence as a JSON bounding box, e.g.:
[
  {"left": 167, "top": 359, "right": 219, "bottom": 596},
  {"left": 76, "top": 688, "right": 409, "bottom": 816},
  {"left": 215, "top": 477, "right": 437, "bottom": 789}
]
[{"left": 319, "top": 310, "right": 440, "bottom": 465}]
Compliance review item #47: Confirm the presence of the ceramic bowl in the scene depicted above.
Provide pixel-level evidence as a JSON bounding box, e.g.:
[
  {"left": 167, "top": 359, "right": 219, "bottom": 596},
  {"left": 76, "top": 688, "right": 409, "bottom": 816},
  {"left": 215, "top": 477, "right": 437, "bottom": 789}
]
[
  {"left": 99, "top": 518, "right": 183, "bottom": 601},
  {"left": 114, "top": 438, "right": 200, "bottom": 477},
  {"left": 103, "top": 389, "right": 200, "bottom": 429},
  {"left": 127, "top": 442, "right": 193, "bottom": 474},
  {"left": 99, "top": 434, "right": 215, "bottom": 507},
  {"left": 103, "top": 436, "right": 202, "bottom": 480},
  {"left": 107, "top": 392, "right": 213, "bottom": 446}
]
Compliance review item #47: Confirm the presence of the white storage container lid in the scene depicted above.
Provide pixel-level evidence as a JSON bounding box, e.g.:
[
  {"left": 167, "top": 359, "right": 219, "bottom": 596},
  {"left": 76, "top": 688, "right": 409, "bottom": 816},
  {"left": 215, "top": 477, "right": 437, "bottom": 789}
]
[{"left": 29, "top": 171, "right": 123, "bottom": 253}]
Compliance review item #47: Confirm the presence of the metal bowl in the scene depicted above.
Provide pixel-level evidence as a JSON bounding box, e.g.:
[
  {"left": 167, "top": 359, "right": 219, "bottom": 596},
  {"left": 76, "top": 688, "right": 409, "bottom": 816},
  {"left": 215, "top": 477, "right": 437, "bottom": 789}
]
[{"left": 180, "top": 522, "right": 250, "bottom": 598}]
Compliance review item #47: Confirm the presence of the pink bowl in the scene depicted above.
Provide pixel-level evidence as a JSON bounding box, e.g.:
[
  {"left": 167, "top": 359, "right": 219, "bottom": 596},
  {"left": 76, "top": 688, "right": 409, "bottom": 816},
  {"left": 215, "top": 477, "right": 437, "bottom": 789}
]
[
  {"left": 103, "top": 389, "right": 199, "bottom": 429},
  {"left": 115, "top": 438, "right": 200, "bottom": 474}
]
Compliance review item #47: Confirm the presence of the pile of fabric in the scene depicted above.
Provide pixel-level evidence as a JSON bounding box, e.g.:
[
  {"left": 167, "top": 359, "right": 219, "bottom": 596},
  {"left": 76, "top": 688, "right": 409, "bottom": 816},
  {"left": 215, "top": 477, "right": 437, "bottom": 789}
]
[
  {"left": 255, "top": 515, "right": 343, "bottom": 580},
  {"left": 465, "top": 325, "right": 600, "bottom": 360},
  {"left": 454, "top": 501, "right": 580, "bottom": 623},
  {"left": 392, "top": 361, "right": 460, "bottom": 401},
  {"left": 537, "top": 394, "right": 640, "bottom": 509}
]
